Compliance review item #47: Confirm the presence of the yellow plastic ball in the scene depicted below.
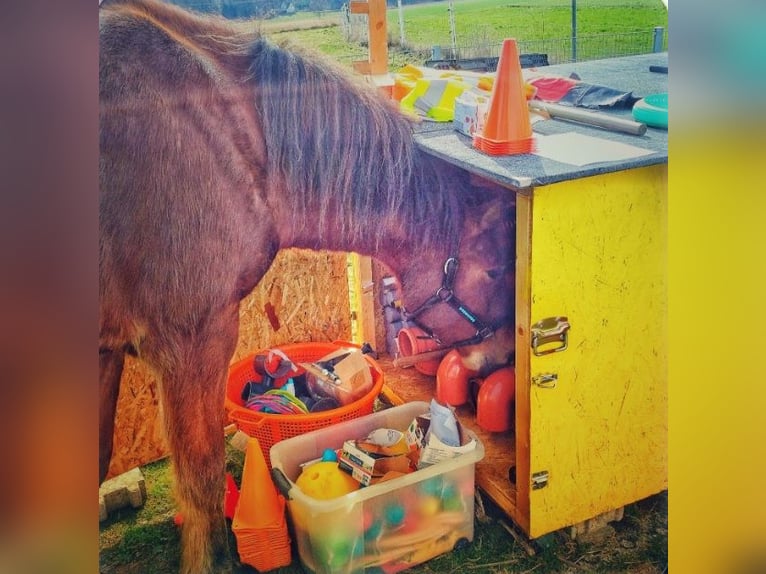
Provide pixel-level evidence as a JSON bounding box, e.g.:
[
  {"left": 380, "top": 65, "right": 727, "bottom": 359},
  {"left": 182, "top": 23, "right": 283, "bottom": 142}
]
[
  {"left": 418, "top": 495, "right": 441, "bottom": 517},
  {"left": 295, "top": 461, "right": 360, "bottom": 500}
]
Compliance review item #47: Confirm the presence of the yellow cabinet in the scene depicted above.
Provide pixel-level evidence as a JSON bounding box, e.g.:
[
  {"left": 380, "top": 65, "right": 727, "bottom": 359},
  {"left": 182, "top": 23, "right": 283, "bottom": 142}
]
[
  {"left": 387, "top": 52, "right": 669, "bottom": 539},
  {"left": 516, "top": 165, "right": 667, "bottom": 537}
]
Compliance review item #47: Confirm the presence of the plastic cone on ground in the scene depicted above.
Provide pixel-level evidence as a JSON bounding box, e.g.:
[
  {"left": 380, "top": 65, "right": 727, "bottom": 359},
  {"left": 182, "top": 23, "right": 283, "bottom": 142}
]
[
  {"left": 232, "top": 437, "right": 292, "bottom": 571},
  {"left": 234, "top": 437, "right": 283, "bottom": 528},
  {"left": 473, "top": 38, "right": 535, "bottom": 155}
]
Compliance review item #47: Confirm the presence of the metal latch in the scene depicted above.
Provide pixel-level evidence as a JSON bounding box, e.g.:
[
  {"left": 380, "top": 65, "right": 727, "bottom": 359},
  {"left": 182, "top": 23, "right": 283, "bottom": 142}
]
[
  {"left": 531, "top": 470, "right": 549, "bottom": 490},
  {"left": 531, "top": 316, "right": 571, "bottom": 357},
  {"left": 532, "top": 373, "right": 558, "bottom": 388}
]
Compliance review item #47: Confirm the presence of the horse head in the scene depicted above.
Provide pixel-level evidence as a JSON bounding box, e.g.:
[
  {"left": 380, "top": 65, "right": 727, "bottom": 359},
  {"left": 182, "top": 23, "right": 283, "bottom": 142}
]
[{"left": 397, "top": 177, "right": 516, "bottom": 376}]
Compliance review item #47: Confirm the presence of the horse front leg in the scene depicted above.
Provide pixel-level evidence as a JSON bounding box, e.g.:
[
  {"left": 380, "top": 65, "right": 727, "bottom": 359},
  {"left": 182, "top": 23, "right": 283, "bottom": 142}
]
[
  {"left": 99, "top": 347, "right": 125, "bottom": 483},
  {"left": 155, "top": 306, "right": 240, "bottom": 574}
]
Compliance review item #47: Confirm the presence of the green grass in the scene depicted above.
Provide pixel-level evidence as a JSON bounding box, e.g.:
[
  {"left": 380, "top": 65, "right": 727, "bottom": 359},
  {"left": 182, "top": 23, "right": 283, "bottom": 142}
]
[
  {"left": 99, "top": 447, "right": 667, "bottom": 573},
  {"left": 388, "top": 0, "right": 668, "bottom": 44},
  {"left": 264, "top": 0, "right": 667, "bottom": 68}
]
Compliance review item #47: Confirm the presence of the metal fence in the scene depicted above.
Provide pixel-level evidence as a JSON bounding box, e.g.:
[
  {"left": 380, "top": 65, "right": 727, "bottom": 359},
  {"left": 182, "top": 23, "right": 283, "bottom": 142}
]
[{"left": 424, "top": 27, "right": 667, "bottom": 69}]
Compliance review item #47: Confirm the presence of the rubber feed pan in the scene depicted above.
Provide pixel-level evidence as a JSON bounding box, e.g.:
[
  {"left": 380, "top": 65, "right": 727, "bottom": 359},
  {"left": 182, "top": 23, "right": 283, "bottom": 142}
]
[{"left": 632, "top": 93, "right": 668, "bottom": 129}]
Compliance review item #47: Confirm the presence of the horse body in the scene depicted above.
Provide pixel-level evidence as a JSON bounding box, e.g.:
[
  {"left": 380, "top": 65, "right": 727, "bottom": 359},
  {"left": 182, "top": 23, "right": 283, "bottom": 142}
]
[{"left": 100, "top": 1, "right": 514, "bottom": 572}]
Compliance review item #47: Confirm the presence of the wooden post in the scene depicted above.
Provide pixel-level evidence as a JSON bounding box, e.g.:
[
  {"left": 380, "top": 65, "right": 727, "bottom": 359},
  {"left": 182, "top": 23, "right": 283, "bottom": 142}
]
[
  {"left": 349, "top": 0, "right": 389, "bottom": 76},
  {"left": 348, "top": 253, "right": 377, "bottom": 347}
]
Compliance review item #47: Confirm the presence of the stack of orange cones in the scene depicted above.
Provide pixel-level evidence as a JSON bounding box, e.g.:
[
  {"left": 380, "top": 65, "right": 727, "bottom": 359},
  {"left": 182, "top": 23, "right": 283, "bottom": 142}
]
[
  {"left": 473, "top": 38, "right": 535, "bottom": 155},
  {"left": 231, "top": 437, "right": 292, "bottom": 571}
]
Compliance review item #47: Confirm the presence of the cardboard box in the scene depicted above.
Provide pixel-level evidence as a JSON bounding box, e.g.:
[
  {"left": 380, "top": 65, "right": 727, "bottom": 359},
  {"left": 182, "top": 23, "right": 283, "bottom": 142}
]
[
  {"left": 300, "top": 347, "right": 373, "bottom": 406},
  {"left": 338, "top": 439, "right": 412, "bottom": 486}
]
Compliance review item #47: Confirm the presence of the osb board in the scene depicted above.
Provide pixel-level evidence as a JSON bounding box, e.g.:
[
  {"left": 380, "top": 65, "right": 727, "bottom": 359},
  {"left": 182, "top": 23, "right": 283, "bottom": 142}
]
[
  {"left": 375, "top": 355, "right": 519, "bottom": 523},
  {"left": 106, "top": 249, "right": 352, "bottom": 478}
]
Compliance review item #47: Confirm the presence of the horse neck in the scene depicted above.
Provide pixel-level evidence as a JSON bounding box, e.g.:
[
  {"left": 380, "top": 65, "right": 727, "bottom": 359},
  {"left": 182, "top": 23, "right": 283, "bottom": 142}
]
[{"left": 275, "top": 152, "right": 462, "bottom": 274}]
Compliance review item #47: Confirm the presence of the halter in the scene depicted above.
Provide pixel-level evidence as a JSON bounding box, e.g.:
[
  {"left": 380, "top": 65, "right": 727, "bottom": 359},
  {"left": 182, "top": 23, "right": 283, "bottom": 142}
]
[{"left": 402, "top": 257, "right": 497, "bottom": 349}]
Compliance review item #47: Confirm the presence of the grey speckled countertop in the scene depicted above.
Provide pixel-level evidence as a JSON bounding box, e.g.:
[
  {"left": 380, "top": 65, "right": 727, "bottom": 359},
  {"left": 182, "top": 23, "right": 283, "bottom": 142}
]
[{"left": 413, "top": 52, "right": 668, "bottom": 192}]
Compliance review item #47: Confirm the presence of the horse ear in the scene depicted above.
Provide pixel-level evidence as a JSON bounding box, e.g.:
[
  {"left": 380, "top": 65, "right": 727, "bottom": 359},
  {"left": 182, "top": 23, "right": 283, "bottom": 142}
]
[{"left": 469, "top": 194, "right": 514, "bottom": 232}]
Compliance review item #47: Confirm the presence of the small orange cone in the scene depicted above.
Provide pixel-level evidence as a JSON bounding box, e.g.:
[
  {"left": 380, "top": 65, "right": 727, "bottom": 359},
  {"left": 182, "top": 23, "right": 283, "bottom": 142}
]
[
  {"left": 232, "top": 437, "right": 292, "bottom": 571},
  {"left": 473, "top": 38, "right": 535, "bottom": 155}
]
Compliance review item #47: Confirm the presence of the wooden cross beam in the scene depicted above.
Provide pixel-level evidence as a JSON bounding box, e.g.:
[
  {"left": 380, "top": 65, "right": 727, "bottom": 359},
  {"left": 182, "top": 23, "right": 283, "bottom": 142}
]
[{"left": 349, "top": 0, "right": 389, "bottom": 76}]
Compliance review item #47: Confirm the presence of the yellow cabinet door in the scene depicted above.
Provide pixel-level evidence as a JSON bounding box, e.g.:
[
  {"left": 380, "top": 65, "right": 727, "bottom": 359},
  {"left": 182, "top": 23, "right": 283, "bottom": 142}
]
[{"left": 519, "top": 165, "right": 668, "bottom": 538}]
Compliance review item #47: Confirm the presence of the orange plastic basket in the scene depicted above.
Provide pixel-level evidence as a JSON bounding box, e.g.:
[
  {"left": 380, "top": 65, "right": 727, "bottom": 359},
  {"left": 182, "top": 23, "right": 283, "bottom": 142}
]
[{"left": 225, "top": 342, "right": 384, "bottom": 466}]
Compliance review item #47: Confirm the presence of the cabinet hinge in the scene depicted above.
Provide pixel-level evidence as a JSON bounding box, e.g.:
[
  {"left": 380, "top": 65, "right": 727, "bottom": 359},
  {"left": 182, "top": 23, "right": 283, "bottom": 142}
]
[{"left": 531, "top": 470, "right": 549, "bottom": 490}]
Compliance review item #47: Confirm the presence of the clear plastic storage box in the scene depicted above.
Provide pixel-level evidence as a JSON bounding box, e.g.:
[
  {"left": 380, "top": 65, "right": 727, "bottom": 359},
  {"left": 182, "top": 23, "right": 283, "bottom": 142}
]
[{"left": 270, "top": 401, "right": 485, "bottom": 573}]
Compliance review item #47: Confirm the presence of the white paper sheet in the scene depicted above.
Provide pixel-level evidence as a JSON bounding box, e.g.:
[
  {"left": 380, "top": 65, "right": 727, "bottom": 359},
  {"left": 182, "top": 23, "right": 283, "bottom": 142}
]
[{"left": 532, "top": 132, "right": 655, "bottom": 166}]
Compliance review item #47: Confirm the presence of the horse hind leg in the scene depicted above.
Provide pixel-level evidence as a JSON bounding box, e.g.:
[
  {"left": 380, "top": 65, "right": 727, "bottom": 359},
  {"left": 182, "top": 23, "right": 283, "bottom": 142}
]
[
  {"left": 153, "top": 307, "right": 240, "bottom": 574},
  {"left": 99, "top": 347, "right": 126, "bottom": 483}
]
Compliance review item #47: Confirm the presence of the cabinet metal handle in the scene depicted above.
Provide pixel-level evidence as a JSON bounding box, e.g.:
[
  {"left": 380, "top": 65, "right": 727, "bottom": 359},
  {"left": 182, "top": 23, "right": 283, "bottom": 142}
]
[{"left": 531, "top": 316, "right": 571, "bottom": 356}]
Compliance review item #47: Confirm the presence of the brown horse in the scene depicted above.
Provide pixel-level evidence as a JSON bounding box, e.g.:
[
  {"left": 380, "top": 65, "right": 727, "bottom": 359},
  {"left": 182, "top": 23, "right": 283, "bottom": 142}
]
[{"left": 99, "top": 1, "right": 515, "bottom": 572}]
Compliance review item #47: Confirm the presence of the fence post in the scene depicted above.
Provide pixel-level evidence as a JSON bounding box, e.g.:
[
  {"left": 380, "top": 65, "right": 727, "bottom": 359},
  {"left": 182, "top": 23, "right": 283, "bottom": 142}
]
[
  {"left": 571, "top": 0, "right": 577, "bottom": 62},
  {"left": 448, "top": 0, "right": 458, "bottom": 59},
  {"left": 397, "top": 0, "right": 405, "bottom": 46},
  {"left": 652, "top": 26, "right": 665, "bottom": 52}
]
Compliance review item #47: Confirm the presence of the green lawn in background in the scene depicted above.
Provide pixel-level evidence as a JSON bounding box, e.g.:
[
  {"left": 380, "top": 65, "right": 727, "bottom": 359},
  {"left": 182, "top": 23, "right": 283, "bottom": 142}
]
[{"left": 267, "top": 0, "right": 667, "bottom": 66}]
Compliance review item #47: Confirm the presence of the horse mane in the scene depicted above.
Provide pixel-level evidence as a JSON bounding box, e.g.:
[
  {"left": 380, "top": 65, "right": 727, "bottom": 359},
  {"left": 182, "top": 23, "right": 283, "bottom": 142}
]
[
  {"left": 101, "top": 0, "right": 465, "bottom": 250},
  {"left": 247, "top": 38, "right": 465, "bottom": 250}
]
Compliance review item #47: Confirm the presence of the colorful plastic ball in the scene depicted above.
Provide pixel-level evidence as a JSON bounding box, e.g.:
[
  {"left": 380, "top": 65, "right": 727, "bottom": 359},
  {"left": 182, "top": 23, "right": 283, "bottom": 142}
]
[
  {"left": 440, "top": 481, "right": 458, "bottom": 500},
  {"left": 312, "top": 531, "right": 358, "bottom": 570},
  {"left": 295, "top": 461, "right": 360, "bottom": 500},
  {"left": 362, "top": 508, "right": 375, "bottom": 531},
  {"left": 442, "top": 494, "right": 464, "bottom": 512},
  {"left": 383, "top": 503, "right": 405, "bottom": 527},
  {"left": 399, "top": 513, "right": 421, "bottom": 534},
  {"left": 419, "top": 476, "right": 444, "bottom": 497},
  {"left": 321, "top": 448, "right": 338, "bottom": 462},
  {"left": 364, "top": 519, "right": 383, "bottom": 541},
  {"left": 418, "top": 495, "right": 442, "bottom": 517}
]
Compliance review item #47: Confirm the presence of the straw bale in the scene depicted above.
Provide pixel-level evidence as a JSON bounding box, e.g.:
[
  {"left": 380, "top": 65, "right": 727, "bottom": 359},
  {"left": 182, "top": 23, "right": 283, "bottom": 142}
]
[{"left": 107, "top": 248, "right": 352, "bottom": 477}]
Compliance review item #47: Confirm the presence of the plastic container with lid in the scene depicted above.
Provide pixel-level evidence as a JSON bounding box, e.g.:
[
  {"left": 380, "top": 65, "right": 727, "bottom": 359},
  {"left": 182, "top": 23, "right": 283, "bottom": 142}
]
[{"left": 270, "top": 401, "right": 485, "bottom": 573}]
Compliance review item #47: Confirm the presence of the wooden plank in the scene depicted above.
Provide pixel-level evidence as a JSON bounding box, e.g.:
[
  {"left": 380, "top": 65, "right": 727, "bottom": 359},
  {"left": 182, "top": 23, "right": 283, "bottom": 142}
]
[
  {"left": 357, "top": 255, "right": 377, "bottom": 346},
  {"left": 366, "top": 0, "right": 388, "bottom": 75},
  {"left": 348, "top": 0, "right": 369, "bottom": 13},
  {"left": 352, "top": 61, "right": 371, "bottom": 75},
  {"left": 375, "top": 355, "right": 519, "bottom": 524},
  {"left": 514, "top": 193, "right": 533, "bottom": 534},
  {"left": 349, "top": 0, "right": 388, "bottom": 76}
]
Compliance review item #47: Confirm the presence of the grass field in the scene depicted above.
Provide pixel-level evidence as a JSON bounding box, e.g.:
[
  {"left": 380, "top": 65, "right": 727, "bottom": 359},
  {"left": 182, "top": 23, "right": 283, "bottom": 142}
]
[
  {"left": 100, "top": 442, "right": 668, "bottom": 573},
  {"left": 387, "top": 0, "right": 668, "bottom": 45},
  {"left": 264, "top": 0, "right": 668, "bottom": 67}
]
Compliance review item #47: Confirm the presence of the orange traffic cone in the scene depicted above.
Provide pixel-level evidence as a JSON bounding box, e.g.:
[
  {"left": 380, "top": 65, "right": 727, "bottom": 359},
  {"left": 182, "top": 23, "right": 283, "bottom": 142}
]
[
  {"left": 473, "top": 38, "right": 535, "bottom": 155},
  {"left": 232, "top": 437, "right": 292, "bottom": 571}
]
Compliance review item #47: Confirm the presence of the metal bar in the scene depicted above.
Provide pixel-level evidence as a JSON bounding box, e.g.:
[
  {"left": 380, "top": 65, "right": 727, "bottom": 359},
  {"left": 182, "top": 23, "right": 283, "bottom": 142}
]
[{"left": 529, "top": 101, "right": 647, "bottom": 136}]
